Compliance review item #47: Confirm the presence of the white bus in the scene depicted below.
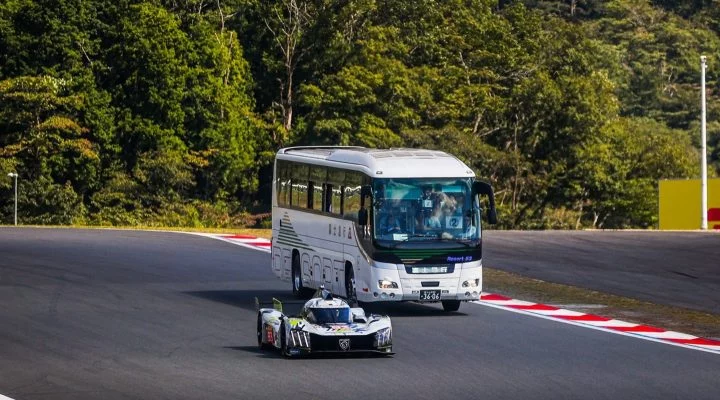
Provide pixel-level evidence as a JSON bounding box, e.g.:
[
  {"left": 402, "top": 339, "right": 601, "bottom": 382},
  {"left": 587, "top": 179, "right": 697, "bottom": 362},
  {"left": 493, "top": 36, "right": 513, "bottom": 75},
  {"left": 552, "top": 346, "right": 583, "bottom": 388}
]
[{"left": 271, "top": 146, "right": 497, "bottom": 311}]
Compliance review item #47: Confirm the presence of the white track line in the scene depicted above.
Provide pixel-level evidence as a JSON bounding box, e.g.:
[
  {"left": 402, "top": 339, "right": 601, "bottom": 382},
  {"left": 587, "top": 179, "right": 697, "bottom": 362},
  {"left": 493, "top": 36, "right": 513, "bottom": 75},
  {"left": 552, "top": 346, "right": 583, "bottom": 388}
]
[{"left": 474, "top": 301, "right": 720, "bottom": 355}]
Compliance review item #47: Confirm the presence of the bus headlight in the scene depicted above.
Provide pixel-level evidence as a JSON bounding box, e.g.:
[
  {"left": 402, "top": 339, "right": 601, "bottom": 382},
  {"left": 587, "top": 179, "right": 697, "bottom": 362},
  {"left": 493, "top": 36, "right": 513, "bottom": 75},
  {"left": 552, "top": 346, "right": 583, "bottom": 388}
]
[
  {"left": 462, "top": 278, "right": 480, "bottom": 288},
  {"left": 378, "top": 279, "right": 398, "bottom": 289}
]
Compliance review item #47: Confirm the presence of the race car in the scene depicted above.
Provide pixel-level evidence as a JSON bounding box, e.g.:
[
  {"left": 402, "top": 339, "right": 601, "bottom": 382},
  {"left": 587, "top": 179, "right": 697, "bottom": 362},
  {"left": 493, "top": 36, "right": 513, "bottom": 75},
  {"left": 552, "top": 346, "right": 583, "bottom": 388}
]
[{"left": 255, "top": 287, "right": 393, "bottom": 357}]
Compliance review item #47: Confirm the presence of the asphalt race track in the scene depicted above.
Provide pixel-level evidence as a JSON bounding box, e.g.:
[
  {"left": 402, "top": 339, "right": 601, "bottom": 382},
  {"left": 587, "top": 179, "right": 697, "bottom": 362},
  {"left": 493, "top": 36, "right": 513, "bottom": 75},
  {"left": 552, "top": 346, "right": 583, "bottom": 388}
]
[
  {"left": 1, "top": 228, "right": 719, "bottom": 400},
  {"left": 483, "top": 230, "right": 720, "bottom": 314}
]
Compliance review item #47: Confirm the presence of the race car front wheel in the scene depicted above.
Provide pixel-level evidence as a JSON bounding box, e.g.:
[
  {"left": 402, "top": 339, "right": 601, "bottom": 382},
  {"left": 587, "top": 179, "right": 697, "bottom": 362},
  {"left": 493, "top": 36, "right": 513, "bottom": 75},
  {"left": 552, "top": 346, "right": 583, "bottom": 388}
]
[
  {"left": 280, "top": 321, "right": 291, "bottom": 358},
  {"left": 257, "top": 314, "right": 271, "bottom": 350}
]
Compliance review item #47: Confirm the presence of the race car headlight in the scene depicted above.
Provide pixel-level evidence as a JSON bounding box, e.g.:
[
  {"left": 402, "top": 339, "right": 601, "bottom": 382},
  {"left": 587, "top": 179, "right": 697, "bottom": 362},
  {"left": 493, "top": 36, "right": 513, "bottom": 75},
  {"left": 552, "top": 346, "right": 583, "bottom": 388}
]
[
  {"left": 374, "top": 327, "right": 392, "bottom": 347},
  {"left": 288, "top": 330, "right": 311, "bottom": 349},
  {"left": 378, "top": 279, "right": 398, "bottom": 289},
  {"left": 462, "top": 278, "right": 480, "bottom": 288}
]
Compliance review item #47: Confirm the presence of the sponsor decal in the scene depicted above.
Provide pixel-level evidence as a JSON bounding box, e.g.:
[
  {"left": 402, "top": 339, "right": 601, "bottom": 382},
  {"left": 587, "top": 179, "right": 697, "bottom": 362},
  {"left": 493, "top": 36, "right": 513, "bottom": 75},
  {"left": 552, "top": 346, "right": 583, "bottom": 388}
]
[
  {"left": 326, "top": 325, "right": 354, "bottom": 333},
  {"left": 289, "top": 319, "right": 305, "bottom": 329},
  {"left": 328, "top": 222, "right": 352, "bottom": 239},
  {"left": 265, "top": 325, "right": 274, "bottom": 343},
  {"left": 324, "top": 324, "right": 366, "bottom": 333},
  {"left": 447, "top": 255, "right": 472, "bottom": 263},
  {"left": 338, "top": 338, "right": 351, "bottom": 351}
]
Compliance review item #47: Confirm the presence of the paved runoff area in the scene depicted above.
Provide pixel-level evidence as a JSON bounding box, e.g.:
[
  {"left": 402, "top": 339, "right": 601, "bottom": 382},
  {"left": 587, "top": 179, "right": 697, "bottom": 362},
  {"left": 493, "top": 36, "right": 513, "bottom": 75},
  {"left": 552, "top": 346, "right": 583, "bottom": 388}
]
[
  {"left": 1, "top": 227, "right": 719, "bottom": 400},
  {"left": 200, "top": 232, "right": 720, "bottom": 355}
]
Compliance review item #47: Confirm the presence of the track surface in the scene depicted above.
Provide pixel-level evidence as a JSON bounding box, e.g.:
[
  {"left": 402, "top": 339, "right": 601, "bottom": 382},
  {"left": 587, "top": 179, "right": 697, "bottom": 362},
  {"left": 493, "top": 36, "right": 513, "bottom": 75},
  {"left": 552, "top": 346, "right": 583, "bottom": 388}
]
[
  {"left": 483, "top": 231, "right": 720, "bottom": 313},
  {"left": 1, "top": 228, "right": 719, "bottom": 400}
]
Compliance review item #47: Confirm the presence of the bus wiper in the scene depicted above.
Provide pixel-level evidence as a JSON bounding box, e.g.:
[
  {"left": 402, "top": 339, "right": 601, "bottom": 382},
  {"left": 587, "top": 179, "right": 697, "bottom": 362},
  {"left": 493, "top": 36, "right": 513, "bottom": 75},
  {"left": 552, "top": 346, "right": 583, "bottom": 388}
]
[
  {"left": 439, "top": 238, "right": 473, "bottom": 248},
  {"left": 387, "top": 234, "right": 431, "bottom": 248}
]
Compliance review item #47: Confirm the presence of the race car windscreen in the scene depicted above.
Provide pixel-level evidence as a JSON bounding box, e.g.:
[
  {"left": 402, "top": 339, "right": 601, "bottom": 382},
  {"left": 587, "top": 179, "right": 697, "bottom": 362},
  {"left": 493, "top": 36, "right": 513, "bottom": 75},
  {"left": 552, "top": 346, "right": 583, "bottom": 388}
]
[{"left": 309, "top": 308, "right": 352, "bottom": 324}]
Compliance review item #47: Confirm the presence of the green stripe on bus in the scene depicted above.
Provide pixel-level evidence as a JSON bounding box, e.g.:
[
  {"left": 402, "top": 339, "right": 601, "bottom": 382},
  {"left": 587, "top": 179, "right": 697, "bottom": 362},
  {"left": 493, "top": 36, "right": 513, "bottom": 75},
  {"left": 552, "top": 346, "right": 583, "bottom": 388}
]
[
  {"left": 276, "top": 240, "right": 313, "bottom": 250},
  {"left": 277, "top": 236, "right": 307, "bottom": 246}
]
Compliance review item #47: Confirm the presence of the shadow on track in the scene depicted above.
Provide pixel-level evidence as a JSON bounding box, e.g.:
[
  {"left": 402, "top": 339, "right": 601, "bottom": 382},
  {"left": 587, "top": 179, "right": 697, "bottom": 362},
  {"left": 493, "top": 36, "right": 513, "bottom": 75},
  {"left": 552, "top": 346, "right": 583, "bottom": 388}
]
[
  {"left": 224, "top": 346, "right": 392, "bottom": 360},
  {"left": 185, "top": 289, "right": 294, "bottom": 312},
  {"left": 186, "top": 289, "right": 469, "bottom": 317}
]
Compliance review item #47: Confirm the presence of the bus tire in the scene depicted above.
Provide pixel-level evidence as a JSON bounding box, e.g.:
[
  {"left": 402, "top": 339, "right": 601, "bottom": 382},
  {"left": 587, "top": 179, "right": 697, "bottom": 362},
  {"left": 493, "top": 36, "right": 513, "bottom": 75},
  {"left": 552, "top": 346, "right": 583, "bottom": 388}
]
[
  {"left": 442, "top": 300, "right": 461, "bottom": 312},
  {"left": 345, "top": 262, "right": 358, "bottom": 306},
  {"left": 291, "top": 252, "right": 310, "bottom": 297}
]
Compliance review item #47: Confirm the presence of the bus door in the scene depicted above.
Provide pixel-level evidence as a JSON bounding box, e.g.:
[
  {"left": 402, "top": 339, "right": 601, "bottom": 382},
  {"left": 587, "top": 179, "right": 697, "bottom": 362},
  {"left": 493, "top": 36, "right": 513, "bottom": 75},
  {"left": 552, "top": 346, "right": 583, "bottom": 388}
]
[
  {"left": 332, "top": 260, "right": 344, "bottom": 296},
  {"left": 312, "top": 255, "right": 322, "bottom": 287},
  {"left": 281, "top": 248, "right": 292, "bottom": 280}
]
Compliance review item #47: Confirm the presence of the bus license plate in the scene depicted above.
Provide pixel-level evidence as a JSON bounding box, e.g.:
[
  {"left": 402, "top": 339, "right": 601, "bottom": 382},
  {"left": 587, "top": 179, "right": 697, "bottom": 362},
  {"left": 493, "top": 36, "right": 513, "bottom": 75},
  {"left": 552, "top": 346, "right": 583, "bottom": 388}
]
[{"left": 419, "top": 290, "right": 441, "bottom": 301}]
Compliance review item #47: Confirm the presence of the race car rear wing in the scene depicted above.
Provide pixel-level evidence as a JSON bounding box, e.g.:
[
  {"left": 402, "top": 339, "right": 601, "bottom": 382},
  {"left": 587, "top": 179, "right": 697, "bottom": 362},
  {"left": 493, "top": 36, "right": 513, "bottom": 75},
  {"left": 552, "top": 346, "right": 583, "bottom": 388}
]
[{"left": 254, "top": 297, "right": 306, "bottom": 314}]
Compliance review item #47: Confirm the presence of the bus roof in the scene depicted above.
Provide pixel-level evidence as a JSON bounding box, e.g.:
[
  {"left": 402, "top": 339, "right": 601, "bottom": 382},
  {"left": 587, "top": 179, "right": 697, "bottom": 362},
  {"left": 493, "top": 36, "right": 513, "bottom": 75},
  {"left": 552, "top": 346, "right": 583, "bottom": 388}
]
[{"left": 277, "top": 146, "right": 475, "bottom": 179}]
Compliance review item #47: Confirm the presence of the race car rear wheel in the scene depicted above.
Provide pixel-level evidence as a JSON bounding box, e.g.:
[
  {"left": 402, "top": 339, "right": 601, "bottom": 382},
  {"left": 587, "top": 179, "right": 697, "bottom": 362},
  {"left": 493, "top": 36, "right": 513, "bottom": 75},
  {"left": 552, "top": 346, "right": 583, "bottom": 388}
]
[{"left": 442, "top": 300, "right": 461, "bottom": 312}]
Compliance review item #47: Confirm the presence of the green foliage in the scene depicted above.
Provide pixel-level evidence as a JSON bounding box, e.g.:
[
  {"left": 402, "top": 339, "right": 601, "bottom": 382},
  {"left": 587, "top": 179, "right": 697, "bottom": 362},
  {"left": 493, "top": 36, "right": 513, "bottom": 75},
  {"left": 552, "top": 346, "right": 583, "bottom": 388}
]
[{"left": 1, "top": 0, "right": 718, "bottom": 228}]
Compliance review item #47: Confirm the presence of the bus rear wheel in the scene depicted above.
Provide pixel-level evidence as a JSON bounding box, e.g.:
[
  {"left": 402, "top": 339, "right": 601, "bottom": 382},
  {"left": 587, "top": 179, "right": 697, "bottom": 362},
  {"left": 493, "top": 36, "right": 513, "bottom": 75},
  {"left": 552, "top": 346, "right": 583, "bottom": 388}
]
[{"left": 442, "top": 300, "right": 461, "bottom": 312}]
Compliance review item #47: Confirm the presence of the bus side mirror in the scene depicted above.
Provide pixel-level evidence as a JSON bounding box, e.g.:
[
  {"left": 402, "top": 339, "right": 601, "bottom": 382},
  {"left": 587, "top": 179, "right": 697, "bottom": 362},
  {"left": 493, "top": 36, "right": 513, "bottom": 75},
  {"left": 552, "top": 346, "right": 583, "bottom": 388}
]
[
  {"left": 360, "top": 185, "right": 372, "bottom": 198},
  {"left": 472, "top": 181, "right": 498, "bottom": 225}
]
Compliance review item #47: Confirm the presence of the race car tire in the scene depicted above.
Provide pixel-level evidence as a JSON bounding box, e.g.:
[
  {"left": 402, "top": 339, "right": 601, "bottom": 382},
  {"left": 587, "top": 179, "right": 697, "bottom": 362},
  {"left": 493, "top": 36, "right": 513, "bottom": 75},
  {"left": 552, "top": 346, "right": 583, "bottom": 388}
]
[
  {"left": 257, "top": 313, "right": 271, "bottom": 350},
  {"left": 442, "top": 300, "right": 461, "bottom": 312},
  {"left": 280, "top": 321, "right": 291, "bottom": 358}
]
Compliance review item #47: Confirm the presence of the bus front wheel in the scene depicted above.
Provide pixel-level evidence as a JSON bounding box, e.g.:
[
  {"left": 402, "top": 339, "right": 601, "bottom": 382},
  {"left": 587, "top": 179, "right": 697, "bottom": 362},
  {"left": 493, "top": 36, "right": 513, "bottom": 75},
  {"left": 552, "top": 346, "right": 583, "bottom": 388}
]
[
  {"left": 345, "top": 263, "right": 358, "bottom": 306},
  {"left": 442, "top": 300, "right": 461, "bottom": 312}
]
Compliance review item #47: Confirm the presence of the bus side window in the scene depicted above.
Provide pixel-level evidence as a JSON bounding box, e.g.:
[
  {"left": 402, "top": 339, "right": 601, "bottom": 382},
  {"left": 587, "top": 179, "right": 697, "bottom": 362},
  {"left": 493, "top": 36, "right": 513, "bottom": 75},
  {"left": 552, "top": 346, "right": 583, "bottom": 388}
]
[
  {"left": 276, "top": 160, "right": 290, "bottom": 206},
  {"left": 327, "top": 168, "right": 345, "bottom": 215},
  {"left": 323, "top": 184, "right": 333, "bottom": 213},
  {"left": 308, "top": 181, "right": 315, "bottom": 209},
  {"left": 291, "top": 163, "right": 308, "bottom": 209},
  {"left": 344, "top": 186, "right": 360, "bottom": 221}
]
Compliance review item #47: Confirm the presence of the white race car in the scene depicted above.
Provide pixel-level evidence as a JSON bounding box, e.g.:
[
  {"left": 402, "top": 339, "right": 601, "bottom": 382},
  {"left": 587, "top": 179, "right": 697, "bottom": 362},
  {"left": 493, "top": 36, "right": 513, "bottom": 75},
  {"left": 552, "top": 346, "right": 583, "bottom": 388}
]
[{"left": 256, "top": 287, "right": 393, "bottom": 357}]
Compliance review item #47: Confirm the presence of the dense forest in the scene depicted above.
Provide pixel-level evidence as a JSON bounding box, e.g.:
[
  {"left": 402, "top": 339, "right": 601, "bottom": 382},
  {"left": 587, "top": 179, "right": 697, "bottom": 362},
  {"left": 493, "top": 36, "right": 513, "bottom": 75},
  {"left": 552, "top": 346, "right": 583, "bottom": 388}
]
[{"left": 1, "top": 0, "right": 718, "bottom": 229}]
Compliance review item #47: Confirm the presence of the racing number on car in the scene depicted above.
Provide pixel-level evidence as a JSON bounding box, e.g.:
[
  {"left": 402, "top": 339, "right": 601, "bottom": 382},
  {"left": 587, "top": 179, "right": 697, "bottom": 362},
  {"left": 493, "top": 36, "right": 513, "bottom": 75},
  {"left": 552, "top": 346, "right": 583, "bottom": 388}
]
[{"left": 266, "top": 325, "right": 274, "bottom": 343}]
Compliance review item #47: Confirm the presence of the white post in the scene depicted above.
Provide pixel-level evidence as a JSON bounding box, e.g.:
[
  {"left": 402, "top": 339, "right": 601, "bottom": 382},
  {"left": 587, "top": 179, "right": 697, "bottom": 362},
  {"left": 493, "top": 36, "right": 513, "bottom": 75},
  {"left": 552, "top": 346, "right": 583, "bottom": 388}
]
[
  {"left": 13, "top": 174, "right": 17, "bottom": 226},
  {"left": 7, "top": 172, "right": 18, "bottom": 226},
  {"left": 700, "top": 56, "right": 708, "bottom": 230}
]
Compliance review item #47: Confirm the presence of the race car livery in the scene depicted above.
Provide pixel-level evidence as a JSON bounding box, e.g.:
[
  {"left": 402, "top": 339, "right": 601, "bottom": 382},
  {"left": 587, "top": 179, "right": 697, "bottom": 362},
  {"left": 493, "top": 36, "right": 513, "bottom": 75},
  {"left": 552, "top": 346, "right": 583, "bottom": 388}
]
[{"left": 256, "top": 288, "right": 393, "bottom": 357}]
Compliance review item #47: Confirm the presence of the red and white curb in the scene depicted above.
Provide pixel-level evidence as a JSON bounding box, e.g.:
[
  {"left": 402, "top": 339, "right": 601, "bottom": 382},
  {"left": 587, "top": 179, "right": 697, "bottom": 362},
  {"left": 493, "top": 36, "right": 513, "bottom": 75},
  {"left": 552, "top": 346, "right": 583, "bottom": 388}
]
[
  {"left": 475, "top": 293, "right": 720, "bottom": 355},
  {"left": 196, "top": 232, "right": 720, "bottom": 356},
  {"left": 190, "top": 233, "right": 272, "bottom": 253}
]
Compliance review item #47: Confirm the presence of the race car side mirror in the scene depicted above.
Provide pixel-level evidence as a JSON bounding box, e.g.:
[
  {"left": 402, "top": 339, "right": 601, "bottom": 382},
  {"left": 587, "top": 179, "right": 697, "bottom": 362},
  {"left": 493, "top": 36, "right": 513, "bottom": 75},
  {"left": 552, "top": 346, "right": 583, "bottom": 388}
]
[{"left": 351, "top": 308, "right": 367, "bottom": 323}]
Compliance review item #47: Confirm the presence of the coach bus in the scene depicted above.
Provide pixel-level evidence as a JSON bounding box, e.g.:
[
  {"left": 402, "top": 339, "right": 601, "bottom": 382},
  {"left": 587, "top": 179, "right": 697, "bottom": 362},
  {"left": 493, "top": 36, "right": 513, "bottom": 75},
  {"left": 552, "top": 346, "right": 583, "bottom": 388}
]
[{"left": 271, "top": 146, "right": 497, "bottom": 311}]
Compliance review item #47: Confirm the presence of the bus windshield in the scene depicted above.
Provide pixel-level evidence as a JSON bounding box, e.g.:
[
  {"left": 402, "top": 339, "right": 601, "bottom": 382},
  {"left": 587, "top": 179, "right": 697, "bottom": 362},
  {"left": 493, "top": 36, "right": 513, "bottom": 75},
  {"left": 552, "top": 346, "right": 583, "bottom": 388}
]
[{"left": 372, "top": 178, "right": 479, "bottom": 243}]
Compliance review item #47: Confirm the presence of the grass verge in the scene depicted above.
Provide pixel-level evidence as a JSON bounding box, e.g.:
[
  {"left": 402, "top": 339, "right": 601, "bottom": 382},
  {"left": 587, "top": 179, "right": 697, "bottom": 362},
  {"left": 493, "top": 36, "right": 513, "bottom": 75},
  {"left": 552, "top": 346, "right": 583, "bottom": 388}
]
[{"left": 484, "top": 267, "right": 720, "bottom": 340}]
